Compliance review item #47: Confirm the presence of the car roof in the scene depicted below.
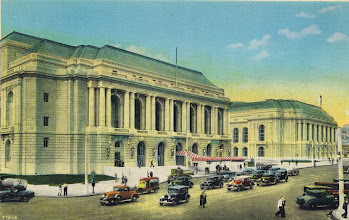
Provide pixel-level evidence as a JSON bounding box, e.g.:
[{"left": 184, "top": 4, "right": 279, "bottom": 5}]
[
  {"left": 168, "top": 185, "right": 188, "bottom": 190},
  {"left": 139, "top": 177, "right": 158, "bottom": 181},
  {"left": 304, "top": 185, "right": 332, "bottom": 189},
  {"left": 113, "top": 185, "right": 129, "bottom": 188},
  {"left": 208, "top": 175, "right": 221, "bottom": 178}
]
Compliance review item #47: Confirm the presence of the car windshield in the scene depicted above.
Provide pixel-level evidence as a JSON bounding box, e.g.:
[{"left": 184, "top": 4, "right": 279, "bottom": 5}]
[
  {"left": 113, "top": 187, "right": 126, "bottom": 191},
  {"left": 168, "top": 189, "right": 178, "bottom": 194}
]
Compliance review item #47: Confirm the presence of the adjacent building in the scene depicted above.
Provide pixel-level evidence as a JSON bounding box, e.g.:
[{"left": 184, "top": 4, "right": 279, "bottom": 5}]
[
  {"left": 228, "top": 100, "right": 338, "bottom": 159},
  {"left": 0, "top": 32, "right": 231, "bottom": 175}
]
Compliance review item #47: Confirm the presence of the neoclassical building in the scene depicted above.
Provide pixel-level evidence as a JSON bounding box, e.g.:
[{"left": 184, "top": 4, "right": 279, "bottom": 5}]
[
  {"left": 0, "top": 32, "right": 231, "bottom": 175},
  {"left": 228, "top": 99, "right": 338, "bottom": 159}
]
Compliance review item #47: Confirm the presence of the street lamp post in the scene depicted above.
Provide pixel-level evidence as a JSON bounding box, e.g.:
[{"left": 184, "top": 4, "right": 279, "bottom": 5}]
[
  {"left": 85, "top": 131, "right": 89, "bottom": 194},
  {"left": 337, "top": 128, "right": 344, "bottom": 213}
]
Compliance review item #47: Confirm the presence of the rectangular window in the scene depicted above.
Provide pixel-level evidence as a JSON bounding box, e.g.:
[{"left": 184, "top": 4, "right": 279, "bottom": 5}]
[
  {"left": 301, "top": 123, "right": 303, "bottom": 141},
  {"left": 44, "top": 137, "right": 49, "bottom": 147},
  {"left": 306, "top": 123, "right": 309, "bottom": 141},
  {"left": 44, "top": 93, "right": 49, "bottom": 102},
  {"left": 317, "top": 125, "right": 319, "bottom": 142},
  {"left": 44, "top": 117, "right": 49, "bottom": 126},
  {"left": 312, "top": 124, "right": 314, "bottom": 141}
]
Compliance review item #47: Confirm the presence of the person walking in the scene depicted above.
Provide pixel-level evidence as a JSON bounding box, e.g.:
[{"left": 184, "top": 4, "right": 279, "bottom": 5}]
[
  {"left": 114, "top": 173, "right": 118, "bottom": 183},
  {"left": 150, "top": 171, "right": 153, "bottom": 178},
  {"left": 150, "top": 160, "right": 154, "bottom": 167},
  {"left": 343, "top": 197, "right": 348, "bottom": 218},
  {"left": 63, "top": 184, "right": 68, "bottom": 196},
  {"left": 275, "top": 197, "right": 286, "bottom": 218},
  {"left": 200, "top": 191, "right": 207, "bottom": 208}
]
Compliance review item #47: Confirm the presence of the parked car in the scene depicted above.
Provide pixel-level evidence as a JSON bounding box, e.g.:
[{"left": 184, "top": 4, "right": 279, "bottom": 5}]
[
  {"left": 136, "top": 177, "right": 159, "bottom": 194},
  {"left": 200, "top": 175, "right": 224, "bottom": 189},
  {"left": 296, "top": 189, "right": 338, "bottom": 209},
  {"left": 226, "top": 175, "right": 254, "bottom": 191},
  {"left": 159, "top": 185, "right": 190, "bottom": 206},
  {"left": 169, "top": 176, "right": 194, "bottom": 188},
  {"left": 256, "top": 172, "right": 279, "bottom": 186},
  {"left": 250, "top": 170, "right": 266, "bottom": 181},
  {"left": 222, "top": 171, "right": 236, "bottom": 182},
  {"left": 256, "top": 164, "right": 273, "bottom": 171},
  {"left": 100, "top": 185, "right": 139, "bottom": 206},
  {"left": 275, "top": 170, "right": 288, "bottom": 182},
  {"left": 288, "top": 168, "right": 300, "bottom": 176},
  {"left": 303, "top": 185, "right": 333, "bottom": 194},
  {"left": 241, "top": 168, "right": 254, "bottom": 175},
  {"left": 268, "top": 167, "right": 281, "bottom": 172},
  {"left": 168, "top": 168, "right": 193, "bottom": 182},
  {"left": 0, "top": 185, "right": 35, "bottom": 202}
]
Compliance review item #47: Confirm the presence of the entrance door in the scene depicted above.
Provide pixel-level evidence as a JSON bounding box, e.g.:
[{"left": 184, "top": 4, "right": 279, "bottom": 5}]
[
  {"left": 114, "top": 152, "right": 121, "bottom": 167},
  {"left": 137, "top": 142, "right": 145, "bottom": 167},
  {"left": 176, "top": 143, "right": 185, "bottom": 166},
  {"left": 157, "top": 142, "right": 165, "bottom": 166}
]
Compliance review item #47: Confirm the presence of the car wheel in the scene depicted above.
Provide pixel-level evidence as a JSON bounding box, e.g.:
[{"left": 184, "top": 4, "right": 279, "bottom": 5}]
[
  {"left": 307, "top": 203, "right": 316, "bottom": 210},
  {"left": 136, "top": 188, "right": 143, "bottom": 194},
  {"left": 189, "top": 183, "right": 193, "bottom": 188},
  {"left": 237, "top": 187, "right": 241, "bottom": 192},
  {"left": 131, "top": 195, "right": 138, "bottom": 202},
  {"left": 160, "top": 202, "right": 163, "bottom": 206},
  {"left": 185, "top": 197, "right": 189, "bottom": 203},
  {"left": 250, "top": 185, "right": 253, "bottom": 189},
  {"left": 201, "top": 186, "right": 204, "bottom": 190},
  {"left": 266, "top": 182, "right": 270, "bottom": 186},
  {"left": 153, "top": 188, "right": 158, "bottom": 193},
  {"left": 21, "top": 196, "right": 30, "bottom": 202},
  {"left": 257, "top": 184, "right": 259, "bottom": 186}
]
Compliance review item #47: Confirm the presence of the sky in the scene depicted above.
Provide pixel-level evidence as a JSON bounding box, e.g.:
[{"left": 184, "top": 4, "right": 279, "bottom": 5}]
[{"left": 1, "top": 0, "right": 349, "bottom": 126}]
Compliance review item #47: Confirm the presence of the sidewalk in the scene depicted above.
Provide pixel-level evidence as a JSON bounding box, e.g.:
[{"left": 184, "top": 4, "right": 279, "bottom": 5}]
[{"left": 26, "top": 159, "right": 336, "bottom": 198}]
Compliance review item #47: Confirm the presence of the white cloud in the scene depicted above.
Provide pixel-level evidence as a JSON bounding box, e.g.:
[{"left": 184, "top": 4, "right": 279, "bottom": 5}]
[
  {"left": 252, "top": 50, "right": 269, "bottom": 61},
  {"left": 114, "top": 43, "right": 121, "bottom": 48},
  {"left": 296, "top": 12, "right": 316, "bottom": 19},
  {"left": 248, "top": 34, "right": 271, "bottom": 50},
  {"left": 125, "top": 44, "right": 170, "bottom": 63},
  {"left": 319, "top": 5, "right": 342, "bottom": 14},
  {"left": 227, "top": 43, "right": 243, "bottom": 49},
  {"left": 278, "top": 25, "right": 321, "bottom": 39},
  {"left": 327, "top": 32, "right": 348, "bottom": 43}
]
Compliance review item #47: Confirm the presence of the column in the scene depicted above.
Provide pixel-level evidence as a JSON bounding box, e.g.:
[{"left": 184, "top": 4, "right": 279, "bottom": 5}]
[
  {"left": 129, "top": 92, "right": 135, "bottom": 129},
  {"left": 124, "top": 91, "right": 130, "bottom": 129},
  {"left": 182, "top": 102, "right": 187, "bottom": 132},
  {"left": 99, "top": 87, "right": 106, "bottom": 126},
  {"left": 165, "top": 98, "right": 170, "bottom": 131},
  {"left": 151, "top": 96, "right": 156, "bottom": 130},
  {"left": 310, "top": 123, "right": 313, "bottom": 141},
  {"left": 211, "top": 107, "right": 216, "bottom": 134},
  {"left": 223, "top": 108, "right": 228, "bottom": 135},
  {"left": 186, "top": 102, "right": 190, "bottom": 132},
  {"left": 201, "top": 105, "right": 205, "bottom": 133},
  {"left": 197, "top": 105, "right": 202, "bottom": 133},
  {"left": 303, "top": 122, "right": 307, "bottom": 142},
  {"left": 146, "top": 95, "right": 151, "bottom": 130},
  {"left": 106, "top": 88, "right": 111, "bottom": 127},
  {"left": 88, "top": 87, "right": 95, "bottom": 126},
  {"left": 169, "top": 99, "right": 174, "bottom": 131}
]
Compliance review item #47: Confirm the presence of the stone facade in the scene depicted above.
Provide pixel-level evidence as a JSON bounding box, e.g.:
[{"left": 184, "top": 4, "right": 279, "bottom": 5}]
[
  {"left": 0, "top": 32, "right": 230, "bottom": 175},
  {"left": 228, "top": 100, "right": 338, "bottom": 160}
]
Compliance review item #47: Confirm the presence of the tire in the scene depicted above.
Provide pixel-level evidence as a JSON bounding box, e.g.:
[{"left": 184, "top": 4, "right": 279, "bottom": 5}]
[
  {"left": 266, "top": 182, "right": 270, "bottom": 186},
  {"left": 237, "top": 187, "right": 241, "bottom": 192},
  {"left": 250, "top": 185, "right": 253, "bottom": 189},
  {"left": 201, "top": 186, "right": 204, "bottom": 190},
  {"left": 307, "top": 203, "right": 316, "bottom": 210},
  {"left": 21, "top": 196, "right": 30, "bottom": 202},
  {"left": 136, "top": 189, "right": 143, "bottom": 194},
  {"left": 227, "top": 188, "right": 231, "bottom": 191},
  {"left": 189, "top": 183, "right": 193, "bottom": 188},
  {"left": 131, "top": 195, "right": 138, "bottom": 202},
  {"left": 160, "top": 203, "right": 163, "bottom": 206},
  {"left": 154, "top": 188, "right": 158, "bottom": 193},
  {"left": 185, "top": 197, "right": 189, "bottom": 203}
]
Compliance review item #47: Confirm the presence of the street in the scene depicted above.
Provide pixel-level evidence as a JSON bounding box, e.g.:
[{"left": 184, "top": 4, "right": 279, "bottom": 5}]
[{"left": 1, "top": 165, "right": 338, "bottom": 220}]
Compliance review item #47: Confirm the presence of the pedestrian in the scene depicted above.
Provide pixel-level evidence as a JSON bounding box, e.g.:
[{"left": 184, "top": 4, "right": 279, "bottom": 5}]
[
  {"left": 200, "top": 191, "right": 207, "bottom": 208},
  {"left": 150, "top": 171, "right": 153, "bottom": 178},
  {"left": 244, "top": 162, "right": 246, "bottom": 168},
  {"left": 63, "top": 184, "right": 68, "bottom": 196},
  {"left": 332, "top": 159, "right": 334, "bottom": 164},
  {"left": 147, "top": 171, "right": 149, "bottom": 177},
  {"left": 275, "top": 197, "right": 286, "bottom": 218},
  {"left": 295, "top": 161, "right": 298, "bottom": 166},
  {"left": 239, "top": 164, "right": 242, "bottom": 170},
  {"left": 281, "top": 161, "right": 283, "bottom": 165},
  {"left": 150, "top": 160, "right": 154, "bottom": 167},
  {"left": 121, "top": 175, "right": 125, "bottom": 185},
  {"left": 124, "top": 176, "right": 128, "bottom": 186},
  {"left": 343, "top": 197, "right": 349, "bottom": 218},
  {"left": 114, "top": 173, "right": 118, "bottom": 183},
  {"left": 313, "top": 160, "right": 316, "bottom": 168}
]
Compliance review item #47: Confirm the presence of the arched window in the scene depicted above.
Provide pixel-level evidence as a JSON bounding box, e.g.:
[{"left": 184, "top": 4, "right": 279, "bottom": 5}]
[
  {"left": 242, "top": 127, "right": 248, "bottom": 143},
  {"left": 190, "top": 105, "right": 197, "bottom": 133},
  {"left": 217, "top": 109, "right": 223, "bottom": 135},
  {"left": 173, "top": 103, "right": 180, "bottom": 132},
  {"left": 233, "top": 128, "right": 239, "bottom": 143},
  {"left": 233, "top": 147, "right": 239, "bottom": 157},
  {"left": 137, "top": 141, "right": 146, "bottom": 167},
  {"left": 258, "top": 147, "right": 265, "bottom": 157},
  {"left": 192, "top": 143, "right": 198, "bottom": 155},
  {"left": 155, "top": 100, "right": 163, "bottom": 131},
  {"left": 242, "top": 147, "right": 248, "bottom": 157},
  {"left": 206, "top": 144, "right": 212, "bottom": 157},
  {"left": 111, "top": 95, "right": 122, "bottom": 128},
  {"left": 6, "top": 91, "right": 13, "bottom": 126},
  {"left": 157, "top": 142, "right": 165, "bottom": 166},
  {"left": 258, "top": 125, "right": 265, "bottom": 141},
  {"left": 204, "top": 107, "right": 211, "bottom": 134},
  {"left": 135, "top": 98, "right": 142, "bottom": 130}
]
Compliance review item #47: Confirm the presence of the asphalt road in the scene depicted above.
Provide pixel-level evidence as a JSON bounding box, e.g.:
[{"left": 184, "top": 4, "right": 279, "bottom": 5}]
[{"left": 0, "top": 165, "right": 339, "bottom": 220}]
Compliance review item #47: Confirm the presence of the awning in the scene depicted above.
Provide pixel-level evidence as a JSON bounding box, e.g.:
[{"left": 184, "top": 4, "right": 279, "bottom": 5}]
[{"left": 176, "top": 151, "right": 245, "bottom": 162}]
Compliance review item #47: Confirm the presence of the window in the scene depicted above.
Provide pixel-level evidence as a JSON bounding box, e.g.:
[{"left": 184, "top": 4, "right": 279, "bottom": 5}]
[
  {"left": 204, "top": 106, "right": 211, "bottom": 134},
  {"left": 233, "top": 147, "right": 239, "bottom": 157},
  {"left": 242, "top": 147, "right": 248, "bottom": 157},
  {"left": 44, "top": 93, "right": 49, "bottom": 102},
  {"left": 258, "top": 125, "right": 265, "bottom": 141},
  {"left": 258, "top": 147, "right": 265, "bottom": 157},
  {"left": 217, "top": 109, "right": 223, "bottom": 135},
  {"left": 206, "top": 144, "right": 212, "bottom": 157},
  {"left": 115, "top": 142, "right": 121, "bottom": 148},
  {"left": 242, "top": 127, "right": 248, "bottom": 143},
  {"left": 233, "top": 128, "right": 239, "bottom": 143},
  {"left": 312, "top": 124, "right": 315, "bottom": 141},
  {"left": 306, "top": 123, "right": 310, "bottom": 141},
  {"left": 44, "top": 137, "right": 49, "bottom": 147},
  {"left": 44, "top": 117, "right": 49, "bottom": 126}
]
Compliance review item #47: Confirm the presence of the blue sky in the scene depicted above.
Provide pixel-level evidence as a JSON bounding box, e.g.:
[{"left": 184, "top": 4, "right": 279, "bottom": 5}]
[{"left": 1, "top": 1, "right": 349, "bottom": 126}]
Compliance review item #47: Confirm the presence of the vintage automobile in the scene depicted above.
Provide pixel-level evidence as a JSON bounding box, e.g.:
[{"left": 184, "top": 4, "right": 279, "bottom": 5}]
[
  {"left": 303, "top": 185, "right": 333, "bottom": 194},
  {"left": 268, "top": 167, "right": 281, "bottom": 172},
  {"left": 159, "top": 185, "right": 190, "bottom": 206},
  {"left": 0, "top": 185, "right": 35, "bottom": 202},
  {"left": 222, "top": 171, "right": 236, "bottom": 182},
  {"left": 288, "top": 168, "right": 300, "bottom": 176},
  {"left": 241, "top": 168, "right": 254, "bottom": 175},
  {"left": 275, "top": 170, "right": 288, "bottom": 182},
  {"left": 256, "top": 172, "right": 279, "bottom": 186},
  {"left": 169, "top": 176, "right": 194, "bottom": 188},
  {"left": 136, "top": 177, "right": 159, "bottom": 194},
  {"left": 226, "top": 175, "right": 254, "bottom": 191},
  {"left": 100, "top": 185, "right": 139, "bottom": 206},
  {"left": 250, "top": 169, "right": 266, "bottom": 181},
  {"left": 167, "top": 168, "right": 193, "bottom": 182},
  {"left": 256, "top": 164, "right": 273, "bottom": 171},
  {"left": 200, "top": 175, "right": 224, "bottom": 189},
  {"left": 296, "top": 189, "right": 338, "bottom": 209}
]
